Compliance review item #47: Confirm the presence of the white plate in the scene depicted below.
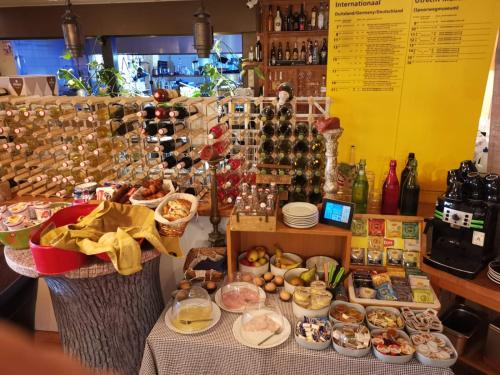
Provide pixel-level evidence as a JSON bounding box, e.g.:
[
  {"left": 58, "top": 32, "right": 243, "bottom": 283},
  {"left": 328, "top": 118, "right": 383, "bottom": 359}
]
[
  {"left": 164, "top": 301, "right": 221, "bottom": 335},
  {"left": 214, "top": 286, "right": 266, "bottom": 313},
  {"left": 487, "top": 270, "right": 500, "bottom": 280},
  {"left": 232, "top": 315, "right": 291, "bottom": 349},
  {"left": 487, "top": 272, "right": 500, "bottom": 284},
  {"left": 284, "top": 221, "right": 318, "bottom": 229},
  {"left": 283, "top": 212, "right": 319, "bottom": 218},
  {"left": 282, "top": 202, "right": 318, "bottom": 217},
  {"left": 284, "top": 215, "right": 318, "bottom": 221},
  {"left": 284, "top": 220, "right": 319, "bottom": 226}
]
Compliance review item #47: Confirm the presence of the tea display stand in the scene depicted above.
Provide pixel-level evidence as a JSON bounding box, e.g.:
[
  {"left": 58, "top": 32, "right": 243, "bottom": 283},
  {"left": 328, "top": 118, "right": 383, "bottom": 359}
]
[{"left": 4, "top": 247, "right": 163, "bottom": 375}]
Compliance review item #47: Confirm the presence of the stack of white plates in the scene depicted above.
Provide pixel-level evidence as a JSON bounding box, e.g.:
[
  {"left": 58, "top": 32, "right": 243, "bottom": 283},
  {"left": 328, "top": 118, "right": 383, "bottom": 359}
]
[
  {"left": 282, "top": 202, "right": 319, "bottom": 229},
  {"left": 487, "top": 260, "right": 500, "bottom": 285}
]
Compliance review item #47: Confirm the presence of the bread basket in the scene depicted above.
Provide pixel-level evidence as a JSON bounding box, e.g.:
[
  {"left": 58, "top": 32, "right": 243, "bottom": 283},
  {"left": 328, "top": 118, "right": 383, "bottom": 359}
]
[
  {"left": 129, "top": 179, "right": 176, "bottom": 209},
  {"left": 154, "top": 193, "right": 199, "bottom": 237}
]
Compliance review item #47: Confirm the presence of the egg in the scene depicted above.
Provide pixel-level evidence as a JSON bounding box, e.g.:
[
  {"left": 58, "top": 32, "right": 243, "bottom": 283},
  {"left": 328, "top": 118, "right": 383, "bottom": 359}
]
[
  {"left": 273, "top": 275, "right": 284, "bottom": 286},
  {"left": 178, "top": 280, "right": 191, "bottom": 290},
  {"left": 263, "top": 272, "right": 274, "bottom": 282},
  {"left": 254, "top": 277, "right": 265, "bottom": 287},
  {"left": 279, "top": 290, "right": 291, "bottom": 302},
  {"left": 264, "top": 282, "right": 277, "bottom": 293},
  {"left": 241, "top": 273, "right": 253, "bottom": 283}
]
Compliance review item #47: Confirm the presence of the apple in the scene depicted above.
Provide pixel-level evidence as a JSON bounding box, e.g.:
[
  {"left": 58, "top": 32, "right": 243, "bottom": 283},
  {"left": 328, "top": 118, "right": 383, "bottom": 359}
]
[
  {"left": 246, "top": 249, "right": 259, "bottom": 263},
  {"left": 239, "top": 257, "right": 252, "bottom": 266},
  {"left": 256, "top": 247, "right": 266, "bottom": 259},
  {"left": 258, "top": 257, "right": 268, "bottom": 266}
]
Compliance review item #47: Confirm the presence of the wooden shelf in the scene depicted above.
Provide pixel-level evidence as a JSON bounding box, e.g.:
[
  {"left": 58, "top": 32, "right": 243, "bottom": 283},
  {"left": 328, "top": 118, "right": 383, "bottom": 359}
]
[
  {"left": 268, "top": 64, "right": 327, "bottom": 70},
  {"left": 456, "top": 339, "right": 498, "bottom": 375},
  {"left": 421, "top": 264, "right": 500, "bottom": 312},
  {"left": 266, "top": 30, "right": 329, "bottom": 38}
]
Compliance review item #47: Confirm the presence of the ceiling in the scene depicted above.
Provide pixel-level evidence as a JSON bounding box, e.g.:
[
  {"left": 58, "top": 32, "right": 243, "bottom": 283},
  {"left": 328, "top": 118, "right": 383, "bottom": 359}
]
[{"left": 0, "top": 0, "right": 192, "bottom": 7}]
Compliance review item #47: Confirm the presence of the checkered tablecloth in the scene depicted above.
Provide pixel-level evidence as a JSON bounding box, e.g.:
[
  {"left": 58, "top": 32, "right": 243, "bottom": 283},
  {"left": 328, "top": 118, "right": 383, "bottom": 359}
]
[{"left": 139, "top": 295, "right": 454, "bottom": 375}]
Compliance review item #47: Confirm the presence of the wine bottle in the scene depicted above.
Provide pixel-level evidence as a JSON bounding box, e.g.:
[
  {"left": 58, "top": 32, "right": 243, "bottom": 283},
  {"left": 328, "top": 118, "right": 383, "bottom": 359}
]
[
  {"left": 291, "top": 186, "right": 307, "bottom": 202},
  {"left": 248, "top": 46, "right": 254, "bottom": 62},
  {"left": 157, "top": 121, "right": 185, "bottom": 136},
  {"left": 398, "top": 152, "right": 415, "bottom": 208},
  {"left": 311, "top": 6, "right": 318, "bottom": 30},
  {"left": 352, "top": 159, "right": 369, "bottom": 213},
  {"left": 293, "top": 10, "right": 300, "bottom": 31},
  {"left": 311, "top": 170, "right": 322, "bottom": 186},
  {"left": 261, "top": 105, "right": 275, "bottom": 120},
  {"left": 293, "top": 155, "right": 309, "bottom": 171},
  {"left": 299, "top": 3, "right": 306, "bottom": 31},
  {"left": 155, "top": 106, "right": 171, "bottom": 120},
  {"left": 400, "top": 159, "right": 420, "bottom": 215},
  {"left": 317, "top": 2, "right": 325, "bottom": 30},
  {"left": 311, "top": 137, "right": 325, "bottom": 154},
  {"left": 292, "top": 42, "right": 299, "bottom": 60},
  {"left": 260, "top": 139, "right": 275, "bottom": 155},
  {"left": 259, "top": 153, "right": 274, "bottom": 175},
  {"left": 277, "top": 153, "right": 291, "bottom": 175},
  {"left": 311, "top": 155, "right": 323, "bottom": 171},
  {"left": 208, "top": 123, "right": 229, "bottom": 139},
  {"left": 176, "top": 156, "right": 201, "bottom": 170},
  {"left": 292, "top": 169, "right": 307, "bottom": 187},
  {"left": 156, "top": 139, "right": 185, "bottom": 153},
  {"left": 300, "top": 41, "right": 307, "bottom": 61},
  {"left": 255, "top": 36, "right": 262, "bottom": 62},
  {"left": 270, "top": 42, "right": 277, "bottom": 66},
  {"left": 278, "top": 103, "right": 293, "bottom": 121},
  {"left": 293, "top": 122, "right": 309, "bottom": 138},
  {"left": 169, "top": 106, "right": 197, "bottom": 120},
  {"left": 381, "top": 160, "right": 400, "bottom": 215},
  {"left": 277, "top": 42, "right": 283, "bottom": 60},
  {"left": 309, "top": 186, "right": 322, "bottom": 204},
  {"left": 277, "top": 122, "right": 292, "bottom": 139},
  {"left": 153, "top": 89, "right": 170, "bottom": 103},
  {"left": 274, "top": 6, "right": 282, "bottom": 32},
  {"left": 260, "top": 121, "right": 275, "bottom": 139},
  {"left": 320, "top": 39, "right": 328, "bottom": 65},
  {"left": 137, "top": 105, "right": 156, "bottom": 120},
  {"left": 285, "top": 42, "right": 291, "bottom": 61},
  {"left": 287, "top": 5, "right": 294, "bottom": 31},
  {"left": 267, "top": 5, "right": 273, "bottom": 32}
]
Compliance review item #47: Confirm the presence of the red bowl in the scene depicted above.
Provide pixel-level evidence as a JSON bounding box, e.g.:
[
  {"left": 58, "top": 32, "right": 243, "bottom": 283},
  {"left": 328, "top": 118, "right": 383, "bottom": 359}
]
[{"left": 30, "top": 204, "right": 97, "bottom": 275}]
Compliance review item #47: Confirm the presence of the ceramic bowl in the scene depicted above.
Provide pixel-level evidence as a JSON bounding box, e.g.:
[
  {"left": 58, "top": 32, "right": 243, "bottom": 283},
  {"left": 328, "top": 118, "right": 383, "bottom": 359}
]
[
  {"left": 270, "top": 252, "right": 303, "bottom": 277},
  {"left": 413, "top": 333, "right": 458, "bottom": 368},
  {"left": 371, "top": 329, "right": 414, "bottom": 364},
  {"left": 238, "top": 253, "right": 269, "bottom": 277},
  {"left": 329, "top": 300, "right": 366, "bottom": 325},
  {"left": 365, "top": 306, "right": 404, "bottom": 331},
  {"left": 292, "top": 300, "right": 330, "bottom": 319},
  {"left": 305, "top": 256, "right": 338, "bottom": 280},
  {"left": 331, "top": 323, "right": 371, "bottom": 358},
  {"left": 294, "top": 319, "right": 332, "bottom": 350},
  {"left": 283, "top": 267, "right": 308, "bottom": 294}
]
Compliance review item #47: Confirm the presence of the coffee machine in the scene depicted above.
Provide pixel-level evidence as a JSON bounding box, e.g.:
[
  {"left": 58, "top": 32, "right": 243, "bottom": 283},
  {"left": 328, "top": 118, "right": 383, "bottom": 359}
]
[{"left": 424, "top": 161, "right": 500, "bottom": 279}]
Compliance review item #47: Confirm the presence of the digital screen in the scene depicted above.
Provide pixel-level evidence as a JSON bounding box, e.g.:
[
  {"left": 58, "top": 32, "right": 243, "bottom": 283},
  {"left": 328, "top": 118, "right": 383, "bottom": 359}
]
[{"left": 323, "top": 201, "right": 352, "bottom": 223}]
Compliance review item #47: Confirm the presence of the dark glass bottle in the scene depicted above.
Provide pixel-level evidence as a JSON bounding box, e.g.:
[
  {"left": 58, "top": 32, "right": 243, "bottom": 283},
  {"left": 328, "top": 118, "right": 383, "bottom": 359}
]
[
  {"left": 300, "top": 41, "right": 307, "bottom": 61},
  {"left": 255, "top": 36, "right": 262, "bottom": 62},
  {"left": 260, "top": 139, "right": 275, "bottom": 154},
  {"left": 309, "top": 185, "right": 322, "bottom": 204},
  {"left": 277, "top": 153, "right": 292, "bottom": 175},
  {"left": 293, "top": 11, "right": 300, "bottom": 31},
  {"left": 399, "top": 152, "right": 415, "bottom": 208},
  {"left": 311, "top": 155, "right": 323, "bottom": 171},
  {"left": 311, "top": 170, "right": 322, "bottom": 186},
  {"left": 293, "top": 138, "right": 309, "bottom": 155},
  {"left": 169, "top": 105, "right": 197, "bottom": 120},
  {"left": 159, "top": 139, "right": 185, "bottom": 153},
  {"left": 299, "top": 3, "right": 306, "bottom": 31},
  {"left": 292, "top": 42, "right": 299, "bottom": 60},
  {"left": 137, "top": 105, "right": 156, "bottom": 120},
  {"left": 260, "top": 120, "right": 275, "bottom": 139},
  {"left": 352, "top": 159, "right": 369, "bottom": 214},
  {"left": 143, "top": 121, "right": 159, "bottom": 136},
  {"left": 277, "top": 139, "right": 292, "bottom": 154},
  {"left": 292, "top": 169, "right": 307, "bottom": 187},
  {"left": 157, "top": 120, "right": 185, "bottom": 136},
  {"left": 277, "top": 42, "right": 283, "bottom": 60},
  {"left": 278, "top": 103, "right": 293, "bottom": 121},
  {"left": 261, "top": 105, "right": 275, "bottom": 120},
  {"left": 320, "top": 39, "right": 328, "bottom": 65},
  {"left": 293, "top": 155, "right": 309, "bottom": 171},
  {"left": 381, "top": 160, "right": 400, "bottom": 215},
  {"left": 285, "top": 42, "right": 291, "bottom": 60},
  {"left": 259, "top": 153, "right": 274, "bottom": 174},
  {"left": 176, "top": 156, "right": 201, "bottom": 170},
  {"left": 270, "top": 42, "right": 277, "bottom": 66},
  {"left": 277, "top": 121, "right": 292, "bottom": 139},
  {"left": 400, "top": 159, "right": 420, "bottom": 215},
  {"left": 291, "top": 186, "right": 307, "bottom": 202},
  {"left": 310, "top": 137, "right": 324, "bottom": 154},
  {"left": 294, "top": 122, "right": 309, "bottom": 138},
  {"left": 287, "top": 5, "right": 294, "bottom": 31}
]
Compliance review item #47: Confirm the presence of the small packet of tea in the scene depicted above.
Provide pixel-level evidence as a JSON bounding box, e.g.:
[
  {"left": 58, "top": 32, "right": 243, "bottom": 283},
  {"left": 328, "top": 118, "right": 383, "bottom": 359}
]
[
  {"left": 367, "top": 249, "right": 384, "bottom": 265},
  {"left": 386, "top": 248, "right": 403, "bottom": 266},
  {"left": 351, "top": 248, "right": 366, "bottom": 265},
  {"left": 386, "top": 220, "right": 402, "bottom": 238},
  {"left": 402, "top": 222, "right": 419, "bottom": 239},
  {"left": 368, "top": 218, "right": 385, "bottom": 236}
]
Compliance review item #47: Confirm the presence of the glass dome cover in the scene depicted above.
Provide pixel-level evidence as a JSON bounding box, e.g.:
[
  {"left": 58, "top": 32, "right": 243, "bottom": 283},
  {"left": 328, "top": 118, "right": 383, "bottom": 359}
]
[
  {"left": 170, "top": 286, "right": 213, "bottom": 332},
  {"left": 240, "top": 299, "right": 284, "bottom": 346},
  {"left": 220, "top": 272, "right": 261, "bottom": 311}
]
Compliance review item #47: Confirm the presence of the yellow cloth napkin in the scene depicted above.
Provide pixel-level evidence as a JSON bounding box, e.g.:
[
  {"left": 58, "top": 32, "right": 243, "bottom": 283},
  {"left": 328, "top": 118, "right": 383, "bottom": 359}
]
[{"left": 40, "top": 201, "right": 182, "bottom": 275}]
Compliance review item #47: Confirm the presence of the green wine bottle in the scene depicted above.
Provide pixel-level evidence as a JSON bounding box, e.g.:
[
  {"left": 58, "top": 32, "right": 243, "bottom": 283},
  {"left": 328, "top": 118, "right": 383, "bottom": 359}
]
[
  {"left": 400, "top": 159, "right": 420, "bottom": 215},
  {"left": 352, "top": 159, "right": 369, "bottom": 214}
]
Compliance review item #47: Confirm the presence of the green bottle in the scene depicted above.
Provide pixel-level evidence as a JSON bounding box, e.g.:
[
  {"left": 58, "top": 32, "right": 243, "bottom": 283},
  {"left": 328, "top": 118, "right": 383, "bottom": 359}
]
[
  {"left": 400, "top": 159, "right": 420, "bottom": 215},
  {"left": 352, "top": 159, "right": 369, "bottom": 213}
]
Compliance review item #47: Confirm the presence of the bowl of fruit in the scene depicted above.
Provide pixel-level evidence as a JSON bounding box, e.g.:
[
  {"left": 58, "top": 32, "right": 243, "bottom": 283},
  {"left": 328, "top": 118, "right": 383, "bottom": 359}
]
[
  {"left": 238, "top": 246, "right": 269, "bottom": 276},
  {"left": 269, "top": 248, "right": 303, "bottom": 277},
  {"left": 284, "top": 266, "right": 316, "bottom": 294}
]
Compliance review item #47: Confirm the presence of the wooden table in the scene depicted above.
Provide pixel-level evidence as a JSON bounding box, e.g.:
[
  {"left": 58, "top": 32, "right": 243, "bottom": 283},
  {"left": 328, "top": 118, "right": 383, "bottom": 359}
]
[{"left": 4, "top": 247, "right": 164, "bottom": 375}]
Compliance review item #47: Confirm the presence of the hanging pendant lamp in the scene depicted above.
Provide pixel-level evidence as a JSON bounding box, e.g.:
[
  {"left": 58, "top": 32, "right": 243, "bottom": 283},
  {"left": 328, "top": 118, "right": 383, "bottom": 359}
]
[
  {"left": 61, "top": 0, "right": 83, "bottom": 58},
  {"left": 193, "top": 0, "right": 214, "bottom": 58}
]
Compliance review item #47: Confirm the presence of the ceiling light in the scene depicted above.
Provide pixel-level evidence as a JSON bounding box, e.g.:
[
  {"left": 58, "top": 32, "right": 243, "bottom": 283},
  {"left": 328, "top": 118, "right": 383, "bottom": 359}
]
[
  {"left": 193, "top": 0, "right": 214, "bottom": 58},
  {"left": 61, "top": 0, "right": 83, "bottom": 58}
]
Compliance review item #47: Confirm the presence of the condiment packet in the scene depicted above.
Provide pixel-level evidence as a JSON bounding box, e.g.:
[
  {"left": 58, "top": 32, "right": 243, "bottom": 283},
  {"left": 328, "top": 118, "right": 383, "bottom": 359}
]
[
  {"left": 403, "top": 250, "right": 420, "bottom": 268},
  {"left": 404, "top": 238, "right": 420, "bottom": 251},
  {"left": 386, "top": 220, "right": 402, "bottom": 237},
  {"left": 412, "top": 288, "right": 434, "bottom": 303},
  {"left": 371, "top": 272, "right": 391, "bottom": 287},
  {"left": 376, "top": 283, "right": 398, "bottom": 301},
  {"left": 368, "top": 236, "right": 384, "bottom": 250},
  {"left": 402, "top": 222, "right": 419, "bottom": 239},
  {"left": 367, "top": 249, "right": 384, "bottom": 265},
  {"left": 351, "top": 218, "right": 367, "bottom": 236},
  {"left": 368, "top": 218, "right": 385, "bottom": 236},
  {"left": 351, "top": 248, "right": 366, "bottom": 265},
  {"left": 386, "top": 248, "right": 403, "bottom": 266}
]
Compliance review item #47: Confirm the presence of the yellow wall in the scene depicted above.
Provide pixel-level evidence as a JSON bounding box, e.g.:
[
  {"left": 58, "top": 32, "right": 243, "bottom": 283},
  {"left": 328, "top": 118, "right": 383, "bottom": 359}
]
[{"left": 327, "top": 0, "right": 500, "bottom": 201}]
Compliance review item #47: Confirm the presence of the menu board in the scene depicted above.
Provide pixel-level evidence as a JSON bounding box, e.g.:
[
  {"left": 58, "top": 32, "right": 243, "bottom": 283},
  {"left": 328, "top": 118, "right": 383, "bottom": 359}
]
[{"left": 327, "top": 0, "right": 500, "bottom": 199}]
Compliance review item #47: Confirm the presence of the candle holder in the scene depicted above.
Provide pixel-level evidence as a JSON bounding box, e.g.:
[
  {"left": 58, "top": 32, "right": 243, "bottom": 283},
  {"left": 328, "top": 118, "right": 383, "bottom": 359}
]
[
  {"left": 207, "top": 158, "right": 226, "bottom": 247},
  {"left": 322, "top": 128, "right": 344, "bottom": 199}
]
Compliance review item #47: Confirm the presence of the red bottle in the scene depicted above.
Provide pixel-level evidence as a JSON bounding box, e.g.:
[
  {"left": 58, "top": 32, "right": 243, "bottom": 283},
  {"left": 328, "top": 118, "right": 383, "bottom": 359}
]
[
  {"left": 208, "top": 123, "right": 229, "bottom": 139},
  {"left": 153, "top": 89, "right": 169, "bottom": 103},
  {"left": 154, "top": 106, "right": 170, "bottom": 119},
  {"left": 381, "top": 160, "right": 400, "bottom": 215}
]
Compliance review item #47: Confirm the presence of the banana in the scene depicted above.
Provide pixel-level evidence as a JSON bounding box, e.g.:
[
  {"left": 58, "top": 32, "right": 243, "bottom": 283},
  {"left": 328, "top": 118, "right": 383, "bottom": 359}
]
[{"left": 284, "top": 262, "right": 301, "bottom": 269}]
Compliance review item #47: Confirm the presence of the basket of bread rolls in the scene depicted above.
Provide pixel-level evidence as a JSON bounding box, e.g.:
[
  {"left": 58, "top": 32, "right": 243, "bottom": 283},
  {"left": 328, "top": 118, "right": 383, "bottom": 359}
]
[
  {"left": 154, "top": 193, "right": 199, "bottom": 237},
  {"left": 129, "top": 178, "right": 176, "bottom": 209}
]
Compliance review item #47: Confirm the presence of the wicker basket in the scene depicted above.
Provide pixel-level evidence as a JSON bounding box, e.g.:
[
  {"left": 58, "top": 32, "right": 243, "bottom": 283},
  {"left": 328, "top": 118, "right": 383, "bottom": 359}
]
[
  {"left": 183, "top": 247, "right": 227, "bottom": 282},
  {"left": 154, "top": 193, "right": 199, "bottom": 237},
  {"left": 129, "top": 180, "right": 176, "bottom": 209}
]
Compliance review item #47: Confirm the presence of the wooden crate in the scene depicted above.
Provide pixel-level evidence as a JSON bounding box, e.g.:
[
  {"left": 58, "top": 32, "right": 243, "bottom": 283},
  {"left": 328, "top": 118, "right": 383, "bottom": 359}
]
[{"left": 229, "top": 200, "right": 279, "bottom": 233}]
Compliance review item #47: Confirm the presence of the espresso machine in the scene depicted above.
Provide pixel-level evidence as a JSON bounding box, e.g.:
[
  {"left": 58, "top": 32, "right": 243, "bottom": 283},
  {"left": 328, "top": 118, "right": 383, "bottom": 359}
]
[{"left": 424, "top": 161, "right": 500, "bottom": 279}]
